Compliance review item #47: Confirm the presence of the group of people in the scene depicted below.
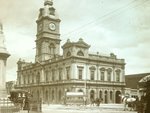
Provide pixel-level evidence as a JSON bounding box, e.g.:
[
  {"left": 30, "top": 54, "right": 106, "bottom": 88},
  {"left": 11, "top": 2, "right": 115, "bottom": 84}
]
[{"left": 90, "top": 98, "right": 103, "bottom": 106}]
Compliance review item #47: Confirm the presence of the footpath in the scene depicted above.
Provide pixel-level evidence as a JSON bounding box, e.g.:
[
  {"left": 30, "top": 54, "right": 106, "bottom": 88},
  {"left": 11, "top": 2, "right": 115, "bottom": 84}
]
[{"left": 18, "top": 104, "right": 137, "bottom": 113}]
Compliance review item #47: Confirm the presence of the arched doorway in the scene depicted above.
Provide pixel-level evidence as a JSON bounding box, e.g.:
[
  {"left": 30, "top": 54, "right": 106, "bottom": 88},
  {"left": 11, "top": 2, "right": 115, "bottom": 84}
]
[
  {"left": 104, "top": 91, "right": 108, "bottom": 103},
  {"left": 115, "top": 91, "right": 121, "bottom": 103},
  {"left": 90, "top": 90, "right": 95, "bottom": 101},
  {"left": 99, "top": 90, "right": 102, "bottom": 99}
]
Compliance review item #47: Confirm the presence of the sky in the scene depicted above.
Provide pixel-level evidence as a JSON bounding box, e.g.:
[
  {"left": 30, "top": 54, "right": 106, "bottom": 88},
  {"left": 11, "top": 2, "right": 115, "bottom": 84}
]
[{"left": 0, "top": 0, "right": 150, "bottom": 81}]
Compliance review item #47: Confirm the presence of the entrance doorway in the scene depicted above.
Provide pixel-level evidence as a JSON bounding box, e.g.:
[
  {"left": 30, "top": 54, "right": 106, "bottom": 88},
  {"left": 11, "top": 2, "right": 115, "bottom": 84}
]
[
  {"left": 90, "top": 90, "right": 95, "bottom": 100},
  {"left": 115, "top": 91, "right": 121, "bottom": 103},
  {"left": 104, "top": 91, "right": 108, "bottom": 103}
]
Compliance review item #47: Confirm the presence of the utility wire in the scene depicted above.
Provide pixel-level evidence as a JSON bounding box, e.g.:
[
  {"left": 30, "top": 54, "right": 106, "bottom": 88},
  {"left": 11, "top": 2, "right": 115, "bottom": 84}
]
[
  {"left": 61, "top": 0, "right": 136, "bottom": 37},
  {"left": 72, "top": 0, "right": 150, "bottom": 38},
  {"left": 61, "top": 0, "right": 148, "bottom": 38}
]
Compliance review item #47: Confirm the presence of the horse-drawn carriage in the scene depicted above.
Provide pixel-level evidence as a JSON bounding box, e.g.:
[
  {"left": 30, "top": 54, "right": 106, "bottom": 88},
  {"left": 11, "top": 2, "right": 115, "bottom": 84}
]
[
  {"left": 8, "top": 89, "right": 31, "bottom": 111},
  {"left": 8, "top": 89, "right": 42, "bottom": 112}
]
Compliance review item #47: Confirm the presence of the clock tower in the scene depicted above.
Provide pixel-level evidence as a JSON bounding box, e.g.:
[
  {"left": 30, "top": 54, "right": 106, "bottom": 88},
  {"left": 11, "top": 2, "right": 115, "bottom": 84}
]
[{"left": 35, "top": 0, "right": 61, "bottom": 62}]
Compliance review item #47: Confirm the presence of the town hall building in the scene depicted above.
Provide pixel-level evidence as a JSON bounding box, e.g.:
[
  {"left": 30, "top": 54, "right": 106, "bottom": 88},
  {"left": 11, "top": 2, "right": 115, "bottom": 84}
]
[{"left": 16, "top": 0, "right": 126, "bottom": 104}]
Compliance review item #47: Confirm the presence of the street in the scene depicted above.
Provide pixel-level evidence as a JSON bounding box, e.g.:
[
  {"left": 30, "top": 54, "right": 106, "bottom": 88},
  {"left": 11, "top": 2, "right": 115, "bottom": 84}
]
[{"left": 19, "top": 104, "right": 137, "bottom": 113}]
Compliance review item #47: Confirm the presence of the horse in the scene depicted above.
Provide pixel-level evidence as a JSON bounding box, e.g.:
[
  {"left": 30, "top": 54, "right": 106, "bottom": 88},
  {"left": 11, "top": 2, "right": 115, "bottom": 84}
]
[{"left": 121, "top": 95, "right": 137, "bottom": 111}]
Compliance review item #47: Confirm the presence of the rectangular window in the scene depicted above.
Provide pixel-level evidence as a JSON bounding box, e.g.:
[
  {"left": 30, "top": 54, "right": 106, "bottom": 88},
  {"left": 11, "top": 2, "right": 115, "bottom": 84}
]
[
  {"left": 32, "top": 74, "right": 34, "bottom": 83},
  {"left": 116, "top": 72, "right": 120, "bottom": 82},
  {"left": 66, "top": 67, "right": 70, "bottom": 80},
  {"left": 59, "top": 69, "right": 62, "bottom": 80},
  {"left": 52, "top": 70, "right": 55, "bottom": 81},
  {"left": 45, "top": 71, "right": 49, "bottom": 82},
  {"left": 19, "top": 76, "right": 21, "bottom": 85},
  {"left": 91, "top": 70, "right": 95, "bottom": 80},
  {"left": 101, "top": 71, "right": 104, "bottom": 81},
  {"left": 78, "top": 69, "right": 83, "bottom": 80},
  {"left": 107, "top": 72, "right": 111, "bottom": 81},
  {"left": 23, "top": 76, "right": 26, "bottom": 84},
  {"left": 28, "top": 74, "right": 30, "bottom": 84}
]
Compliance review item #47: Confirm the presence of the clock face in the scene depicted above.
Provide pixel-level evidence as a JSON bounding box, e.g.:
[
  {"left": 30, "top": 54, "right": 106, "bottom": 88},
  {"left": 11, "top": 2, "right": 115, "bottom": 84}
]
[{"left": 49, "top": 23, "right": 56, "bottom": 31}]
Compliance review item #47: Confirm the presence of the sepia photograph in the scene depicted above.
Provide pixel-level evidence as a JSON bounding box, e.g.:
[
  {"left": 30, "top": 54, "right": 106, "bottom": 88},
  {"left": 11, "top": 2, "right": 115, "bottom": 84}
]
[{"left": 0, "top": 0, "right": 150, "bottom": 113}]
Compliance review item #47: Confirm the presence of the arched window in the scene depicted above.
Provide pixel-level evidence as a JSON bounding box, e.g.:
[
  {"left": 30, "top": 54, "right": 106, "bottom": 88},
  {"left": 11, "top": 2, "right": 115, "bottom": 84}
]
[
  {"left": 37, "top": 72, "right": 40, "bottom": 84},
  {"left": 50, "top": 43, "right": 55, "bottom": 55},
  {"left": 100, "top": 68, "right": 105, "bottom": 81},
  {"left": 59, "top": 69, "right": 62, "bottom": 81},
  {"left": 66, "top": 67, "right": 70, "bottom": 80},
  {"left": 107, "top": 68, "right": 112, "bottom": 81},
  {"left": 90, "top": 70, "right": 95, "bottom": 80},
  {"left": 77, "top": 51, "right": 84, "bottom": 56},
  {"left": 52, "top": 69, "right": 55, "bottom": 81},
  {"left": 116, "top": 69, "right": 121, "bottom": 82}
]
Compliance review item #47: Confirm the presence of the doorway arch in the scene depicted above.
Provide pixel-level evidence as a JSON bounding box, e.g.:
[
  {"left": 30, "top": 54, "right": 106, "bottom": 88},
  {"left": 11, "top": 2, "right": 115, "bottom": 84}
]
[
  {"left": 104, "top": 91, "right": 108, "bottom": 103},
  {"left": 90, "top": 90, "right": 95, "bottom": 100},
  {"left": 115, "top": 91, "right": 121, "bottom": 103}
]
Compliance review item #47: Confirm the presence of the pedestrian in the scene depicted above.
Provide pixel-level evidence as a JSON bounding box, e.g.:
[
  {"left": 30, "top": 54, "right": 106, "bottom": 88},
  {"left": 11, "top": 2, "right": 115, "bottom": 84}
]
[
  {"left": 83, "top": 96, "right": 87, "bottom": 106},
  {"left": 23, "top": 96, "right": 30, "bottom": 113}
]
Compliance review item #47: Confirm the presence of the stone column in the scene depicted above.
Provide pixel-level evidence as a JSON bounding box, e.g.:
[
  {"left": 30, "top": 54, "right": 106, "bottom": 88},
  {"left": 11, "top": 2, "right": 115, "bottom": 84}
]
[
  {"left": 0, "top": 22, "right": 10, "bottom": 98},
  {"left": 113, "top": 90, "right": 116, "bottom": 103},
  {"left": 107, "top": 90, "right": 111, "bottom": 103}
]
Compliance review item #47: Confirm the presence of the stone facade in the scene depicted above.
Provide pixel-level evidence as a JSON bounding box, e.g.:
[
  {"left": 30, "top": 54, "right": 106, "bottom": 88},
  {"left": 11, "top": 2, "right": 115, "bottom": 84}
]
[{"left": 16, "top": 0, "right": 126, "bottom": 104}]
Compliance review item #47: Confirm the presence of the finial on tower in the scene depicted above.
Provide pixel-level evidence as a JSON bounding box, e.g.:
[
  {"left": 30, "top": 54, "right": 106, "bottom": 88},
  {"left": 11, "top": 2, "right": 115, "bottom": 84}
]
[{"left": 44, "top": 0, "right": 53, "bottom": 6}]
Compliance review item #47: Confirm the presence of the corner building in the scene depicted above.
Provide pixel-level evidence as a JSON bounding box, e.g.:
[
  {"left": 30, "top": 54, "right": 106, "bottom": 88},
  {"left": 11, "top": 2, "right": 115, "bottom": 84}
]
[{"left": 16, "top": 0, "right": 126, "bottom": 104}]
